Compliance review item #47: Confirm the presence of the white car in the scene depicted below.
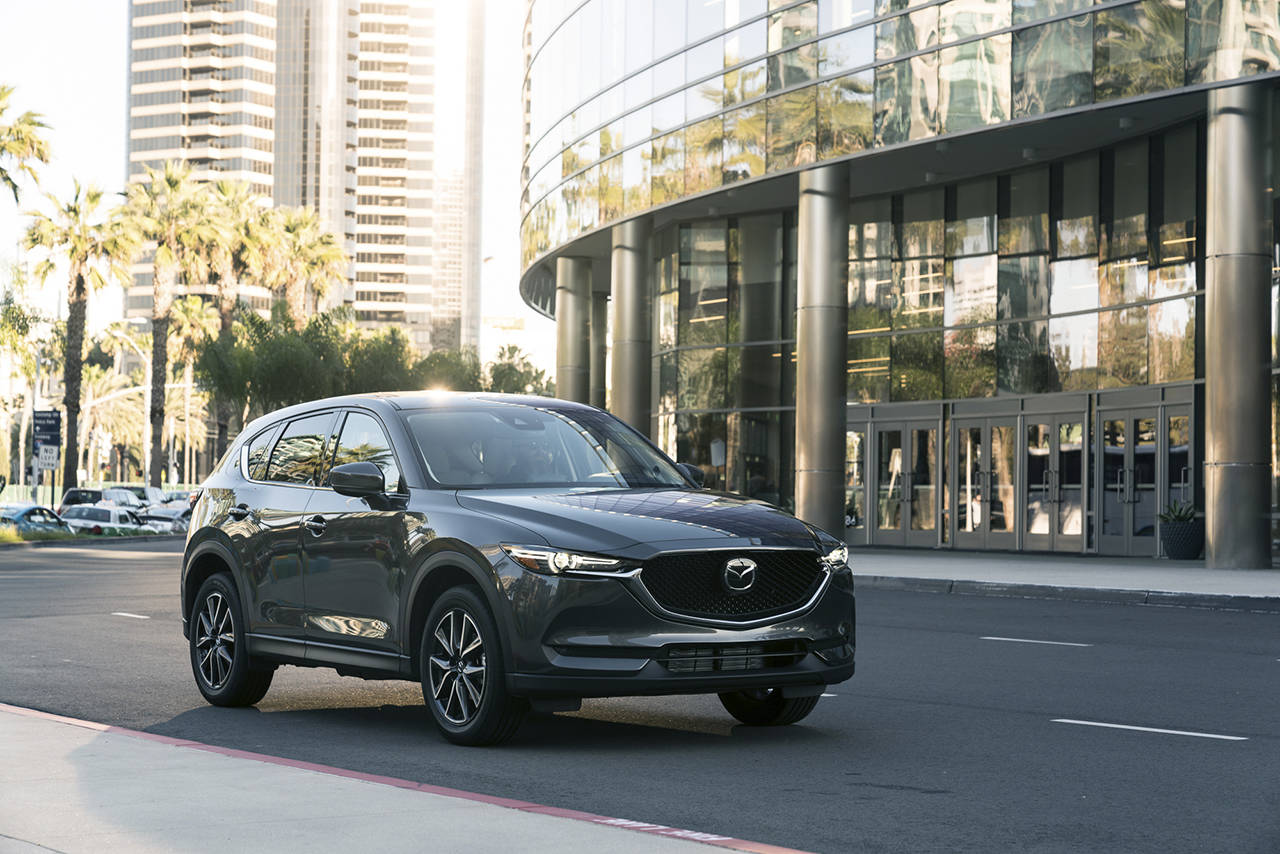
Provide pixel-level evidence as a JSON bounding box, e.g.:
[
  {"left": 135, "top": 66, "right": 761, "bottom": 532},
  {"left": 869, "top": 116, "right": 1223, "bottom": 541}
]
[{"left": 60, "top": 505, "right": 161, "bottom": 536}]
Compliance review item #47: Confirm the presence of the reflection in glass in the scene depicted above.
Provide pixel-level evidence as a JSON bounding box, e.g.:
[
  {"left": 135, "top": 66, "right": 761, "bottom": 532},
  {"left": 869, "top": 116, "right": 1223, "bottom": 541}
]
[
  {"left": 940, "top": 35, "right": 1011, "bottom": 133},
  {"left": 723, "top": 101, "right": 766, "bottom": 183},
  {"left": 1012, "top": 15, "right": 1092, "bottom": 117},
  {"left": 947, "top": 179, "right": 997, "bottom": 258},
  {"left": 956, "top": 426, "right": 983, "bottom": 533},
  {"left": 685, "top": 117, "right": 725, "bottom": 194},
  {"left": 676, "top": 412, "right": 728, "bottom": 490},
  {"left": 998, "top": 255, "right": 1049, "bottom": 320},
  {"left": 891, "top": 331, "right": 944, "bottom": 400},
  {"left": 850, "top": 259, "right": 894, "bottom": 329},
  {"left": 1101, "top": 418, "right": 1126, "bottom": 535},
  {"left": 848, "top": 333, "right": 891, "bottom": 401},
  {"left": 990, "top": 424, "right": 1017, "bottom": 534},
  {"left": 818, "top": 72, "right": 874, "bottom": 158},
  {"left": 1133, "top": 416, "right": 1157, "bottom": 538},
  {"left": 768, "top": 45, "right": 819, "bottom": 90},
  {"left": 625, "top": 0, "right": 656, "bottom": 73},
  {"left": 998, "top": 168, "right": 1050, "bottom": 255},
  {"left": 727, "top": 0, "right": 768, "bottom": 27},
  {"left": 1099, "top": 259, "right": 1149, "bottom": 306},
  {"left": 822, "top": 0, "right": 876, "bottom": 32},
  {"left": 677, "top": 348, "right": 729, "bottom": 410},
  {"left": 1148, "top": 296, "right": 1195, "bottom": 382},
  {"left": 997, "top": 320, "right": 1050, "bottom": 393},
  {"left": 724, "top": 59, "right": 768, "bottom": 105},
  {"left": 1049, "top": 258, "right": 1099, "bottom": 314},
  {"left": 1013, "top": 0, "right": 1090, "bottom": 25},
  {"left": 909, "top": 428, "right": 938, "bottom": 531},
  {"left": 945, "top": 324, "right": 996, "bottom": 398},
  {"left": 687, "top": 76, "right": 727, "bottom": 122},
  {"left": 1097, "top": 305, "right": 1148, "bottom": 388},
  {"left": 769, "top": 2, "right": 818, "bottom": 50},
  {"left": 874, "top": 53, "right": 939, "bottom": 146},
  {"left": 1058, "top": 421, "right": 1083, "bottom": 535},
  {"left": 725, "top": 20, "right": 768, "bottom": 66},
  {"left": 877, "top": 429, "right": 903, "bottom": 529},
  {"left": 690, "top": 0, "right": 728, "bottom": 42},
  {"left": 1150, "top": 262, "right": 1196, "bottom": 299},
  {"left": 876, "top": 6, "right": 938, "bottom": 60},
  {"left": 1154, "top": 123, "right": 1198, "bottom": 266},
  {"left": 622, "top": 145, "right": 651, "bottom": 215},
  {"left": 655, "top": 0, "right": 689, "bottom": 59},
  {"left": 1187, "top": 0, "right": 1280, "bottom": 83},
  {"left": 894, "top": 259, "right": 946, "bottom": 327},
  {"left": 939, "top": 0, "right": 1011, "bottom": 44},
  {"left": 1094, "top": 0, "right": 1187, "bottom": 102},
  {"left": 1101, "top": 141, "right": 1148, "bottom": 261},
  {"left": 650, "top": 131, "right": 686, "bottom": 205},
  {"left": 1026, "top": 422, "right": 1051, "bottom": 535},
  {"left": 945, "top": 255, "right": 998, "bottom": 326},
  {"left": 846, "top": 428, "right": 867, "bottom": 530},
  {"left": 1053, "top": 155, "right": 1098, "bottom": 258},
  {"left": 727, "top": 410, "right": 794, "bottom": 508},
  {"left": 1167, "top": 414, "right": 1191, "bottom": 506},
  {"left": 819, "top": 28, "right": 874, "bottom": 75},
  {"left": 901, "top": 189, "right": 945, "bottom": 257},
  {"left": 766, "top": 86, "right": 818, "bottom": 172},
  {"left": 599, "top": 153, "right": 624, "bottom": 222},
  {"left": 1049, "top": 311, "right": 1098, "bottom": 390}
]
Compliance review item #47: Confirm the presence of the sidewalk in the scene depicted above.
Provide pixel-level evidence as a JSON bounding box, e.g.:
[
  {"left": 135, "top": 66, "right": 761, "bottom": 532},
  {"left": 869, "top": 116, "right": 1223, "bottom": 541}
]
[
  {"left": 850, "top": 548, "right": 1280, "bottom": 612},
  {"left": 0, "top": 705, "right": 799, "bottom": 854}
]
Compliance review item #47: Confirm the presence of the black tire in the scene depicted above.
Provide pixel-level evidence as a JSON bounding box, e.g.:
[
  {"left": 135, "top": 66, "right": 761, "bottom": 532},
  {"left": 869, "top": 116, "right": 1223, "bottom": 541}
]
[
  {"left": 189, "top": 572, "right": 273, "bottom": 707},
  {"left": 718, "top": 688, "right": 820, "bottom": 726},
  {"left": 420, "top": 585, "right": 527, "bottom": 746}
]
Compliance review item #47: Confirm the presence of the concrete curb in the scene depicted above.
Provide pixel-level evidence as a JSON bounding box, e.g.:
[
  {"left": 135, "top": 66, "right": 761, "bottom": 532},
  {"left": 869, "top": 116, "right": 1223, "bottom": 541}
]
[
  {"left": 854, "top": 575, "right": 1280, "bottom": 613},
  {"left": 0, "top": 534, "right": 183, "bottom": 551}
]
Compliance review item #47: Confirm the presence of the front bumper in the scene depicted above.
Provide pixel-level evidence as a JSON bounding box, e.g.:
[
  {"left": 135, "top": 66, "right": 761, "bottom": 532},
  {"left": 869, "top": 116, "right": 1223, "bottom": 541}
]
[{"left": 493, "top": 550, "right": 857, "bottom": 699}]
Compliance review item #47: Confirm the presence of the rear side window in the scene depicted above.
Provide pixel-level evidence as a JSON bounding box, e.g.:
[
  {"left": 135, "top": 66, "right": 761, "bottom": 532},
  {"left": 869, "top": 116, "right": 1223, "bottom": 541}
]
[
  {"left": 331, "top": 411, "right": 403, "bottom": 492},
  {"left": 266, "top": 412, "right": 336, "bottom": 486},
  {"left": 244, "top": 426, "right": 278, "bottom": 480}
]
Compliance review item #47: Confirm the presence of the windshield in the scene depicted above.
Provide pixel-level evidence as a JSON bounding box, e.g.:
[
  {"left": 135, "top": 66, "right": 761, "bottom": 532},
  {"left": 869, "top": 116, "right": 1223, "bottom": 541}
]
[{"left": 402, "top": 403, "right": 688, "bottom": 489}]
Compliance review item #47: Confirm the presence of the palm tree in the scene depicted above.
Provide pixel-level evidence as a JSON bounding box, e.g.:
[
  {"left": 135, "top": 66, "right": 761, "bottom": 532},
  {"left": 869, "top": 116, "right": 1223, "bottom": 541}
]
[
  {"left": 271, "top": 206, "right": 348, "bottom": 329},
  {"left": 0, "top": 85, "right": 50, "bottom": 203},
  {"left": 77, "top": 363, "right": 144, "bottom": 483},
  {"left": 122, "top": 161, "right": 220, "bottom": 487},
  {"left": 168, "top": 295, "right": 218, "bottom": 483},
  {"left": 24, "top": 182, "right": 138, "bottom": 491}
]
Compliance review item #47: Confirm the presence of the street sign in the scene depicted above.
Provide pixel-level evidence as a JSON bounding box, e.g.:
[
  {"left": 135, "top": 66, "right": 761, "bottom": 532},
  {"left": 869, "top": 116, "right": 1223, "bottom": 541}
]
[
  {"left": 34, "top": 410, "right": 62, "bottom": 446},
  {"left": 37, "top": 444, "right": 58, "bottom": 470}
]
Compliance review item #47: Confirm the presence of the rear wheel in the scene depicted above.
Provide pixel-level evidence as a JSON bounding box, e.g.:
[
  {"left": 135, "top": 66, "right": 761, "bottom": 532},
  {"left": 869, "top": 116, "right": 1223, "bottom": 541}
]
[
  {"left": 718, "top": 688, "right": 819, "bottom": 726},
  {"left": 420, "top": 586, "right": 527, "bottom": 746},
  {"left": 189, "top": 572, "right": 273, "bottom": 707}
]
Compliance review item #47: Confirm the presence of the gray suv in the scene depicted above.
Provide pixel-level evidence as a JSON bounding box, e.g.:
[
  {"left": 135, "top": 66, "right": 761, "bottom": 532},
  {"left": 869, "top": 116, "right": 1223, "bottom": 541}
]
[{"left": 182, "top": 393, "right": 855, "bottom": 744}]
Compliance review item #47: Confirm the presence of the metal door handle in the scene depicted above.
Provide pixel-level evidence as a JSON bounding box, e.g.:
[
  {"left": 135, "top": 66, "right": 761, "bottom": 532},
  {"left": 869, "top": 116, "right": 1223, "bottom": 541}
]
[
  {"left": 303, "top": 515, "right": 327, "bottom": 536},
  {"left": 227, "top": 504, "right": 250, "bottom": 520}
]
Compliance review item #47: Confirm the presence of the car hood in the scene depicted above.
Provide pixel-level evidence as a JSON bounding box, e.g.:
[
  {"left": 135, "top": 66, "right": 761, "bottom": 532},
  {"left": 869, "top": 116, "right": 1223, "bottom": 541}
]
[{"left": 454, "top": 487, "right": 820, "bottom": 554}]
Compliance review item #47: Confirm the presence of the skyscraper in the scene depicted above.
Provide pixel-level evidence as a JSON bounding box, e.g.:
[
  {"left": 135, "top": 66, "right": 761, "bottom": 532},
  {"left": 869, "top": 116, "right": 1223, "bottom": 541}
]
[{"left": 124, "top": 0, "right": 444, "bottom": 350}]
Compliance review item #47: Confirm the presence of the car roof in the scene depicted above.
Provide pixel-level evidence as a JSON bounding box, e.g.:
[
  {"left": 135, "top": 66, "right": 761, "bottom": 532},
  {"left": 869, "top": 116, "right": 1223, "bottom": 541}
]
[
  {"left": 240, "top": 391, "right": 588, "bottom": 437},
  {"left": 0, "top": 503, "right": 37, "bottom": 514}
]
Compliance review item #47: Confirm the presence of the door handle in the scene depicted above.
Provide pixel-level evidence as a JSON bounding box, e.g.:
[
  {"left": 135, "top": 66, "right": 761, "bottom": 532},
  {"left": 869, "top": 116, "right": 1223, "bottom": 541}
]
[
  {"left": 227, "top": 504, "right": 250, "bottom": 520},
  {"left": 303, "top": 515, "right": 327, "bottom": 536}
]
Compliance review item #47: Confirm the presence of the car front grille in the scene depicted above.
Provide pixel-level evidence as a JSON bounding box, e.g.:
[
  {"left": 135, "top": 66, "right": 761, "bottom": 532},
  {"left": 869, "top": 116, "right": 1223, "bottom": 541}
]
[
  {"left": 638, "top": 549, "right": 826, "bottom": 622},
  {"left": 658, "top": 640, "right": 807, "bottom": 674}
]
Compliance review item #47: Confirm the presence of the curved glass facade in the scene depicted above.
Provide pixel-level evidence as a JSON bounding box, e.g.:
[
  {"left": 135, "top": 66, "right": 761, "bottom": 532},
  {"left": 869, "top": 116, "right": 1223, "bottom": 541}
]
[{"left": 520, "top": 0, "right": 1280, "bottom": 275}]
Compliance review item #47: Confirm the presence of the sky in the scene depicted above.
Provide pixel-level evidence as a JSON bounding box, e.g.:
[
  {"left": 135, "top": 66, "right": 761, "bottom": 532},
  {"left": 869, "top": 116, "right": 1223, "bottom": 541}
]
[{"left": 0, "top": 0, "right": 554, "bottom": 370}]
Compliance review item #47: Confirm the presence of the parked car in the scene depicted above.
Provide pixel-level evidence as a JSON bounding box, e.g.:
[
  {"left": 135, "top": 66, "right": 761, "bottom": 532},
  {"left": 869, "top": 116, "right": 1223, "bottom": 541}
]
[
  {"left": 99, "top": 488, "right": 147, "bottom": 510},
  {"left": 164, "top": 489, "right": 194, "bottom": 505},
  {"left": 58, "top": 487, "right": 103, "bottom": 515},
  {"left": 182, "top": 393, "right": 855, "bottom": 745},
  {"left": 0, "top": 503, "right": 71, "bottom": 535},
  {"left": 141, "top": 506, "right": 191, "bottom": 534},
  {"left": 113, "top": 484, "right": 167, "bottom": 507},
  {"left": 61, "top": 505, "right": 160, "bottom": 536}
]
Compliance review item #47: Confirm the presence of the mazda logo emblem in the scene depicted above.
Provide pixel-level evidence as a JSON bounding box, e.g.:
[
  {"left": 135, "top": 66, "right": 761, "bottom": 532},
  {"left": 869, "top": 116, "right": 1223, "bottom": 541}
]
[{"left": 723, "top": 557, "right": 757, "bottom": 594}]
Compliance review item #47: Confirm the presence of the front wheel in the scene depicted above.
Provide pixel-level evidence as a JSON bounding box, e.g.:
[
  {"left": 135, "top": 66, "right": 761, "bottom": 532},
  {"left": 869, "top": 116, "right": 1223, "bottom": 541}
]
[
  {"left": 420, "top": 586, "right": 527, "bottom": 746},
  {"left": 189, "top": 572, "right": 273, "bottom": 706},
  {"left": 718, "top": 688, "right": 819, "bottom": 726}
]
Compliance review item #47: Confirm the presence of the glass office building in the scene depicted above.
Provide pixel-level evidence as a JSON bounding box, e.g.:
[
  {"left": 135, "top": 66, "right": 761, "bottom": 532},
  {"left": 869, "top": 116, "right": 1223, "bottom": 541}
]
[{"left": 519, "top": 0, "right": 1280, "bottom": 567}]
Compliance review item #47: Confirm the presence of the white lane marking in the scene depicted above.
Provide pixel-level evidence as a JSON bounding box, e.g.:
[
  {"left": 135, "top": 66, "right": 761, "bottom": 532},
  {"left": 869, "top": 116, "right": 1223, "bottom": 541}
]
[
  {"left": 981, "top": 636, "right": 1093, "bottom": 647},
  {"left": 821, "top": 693, "right": 838, "bottom": 698},
  {"left": 1052, "top": 719, "right": 1247, "bottom": 741},
  {"left": 111, "top": 612, "right": 150, "bottom": 620}
]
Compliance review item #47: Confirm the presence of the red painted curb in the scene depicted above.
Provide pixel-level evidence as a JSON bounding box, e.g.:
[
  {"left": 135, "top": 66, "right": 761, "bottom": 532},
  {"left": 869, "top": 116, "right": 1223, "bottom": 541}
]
[{"left": 0, "top": 702, "right": 812, "bottom": 854}]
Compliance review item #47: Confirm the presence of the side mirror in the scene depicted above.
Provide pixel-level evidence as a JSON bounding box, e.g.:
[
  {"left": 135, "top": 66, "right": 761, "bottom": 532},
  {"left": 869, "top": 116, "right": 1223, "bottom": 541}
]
[
  {"left": 676, "top": 462, "right": 706, "bottom": 488},
  {"left": 330, "top": 461, "right": 385, "bottom": 498}
]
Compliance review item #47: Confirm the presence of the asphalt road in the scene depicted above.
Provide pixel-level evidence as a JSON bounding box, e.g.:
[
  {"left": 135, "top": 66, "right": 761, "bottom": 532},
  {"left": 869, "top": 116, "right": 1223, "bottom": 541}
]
[{"left": 1, "top": 540, "right": 1278, "bottom": 853}]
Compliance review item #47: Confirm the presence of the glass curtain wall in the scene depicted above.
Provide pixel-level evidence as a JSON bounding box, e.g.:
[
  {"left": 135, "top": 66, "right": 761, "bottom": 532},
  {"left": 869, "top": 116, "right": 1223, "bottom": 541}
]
[
  {"left": 654, "top": 214, "right": 799, "bottom": 508},
  {"left": 846, "top": 122, "right": 1201, "bottom": 404}
]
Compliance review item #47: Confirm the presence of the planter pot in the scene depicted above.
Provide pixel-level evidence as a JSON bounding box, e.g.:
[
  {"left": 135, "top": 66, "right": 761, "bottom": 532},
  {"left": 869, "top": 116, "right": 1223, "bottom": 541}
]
[{"left": 1160, "top": 519, "right": 1203, "bottom": 560}]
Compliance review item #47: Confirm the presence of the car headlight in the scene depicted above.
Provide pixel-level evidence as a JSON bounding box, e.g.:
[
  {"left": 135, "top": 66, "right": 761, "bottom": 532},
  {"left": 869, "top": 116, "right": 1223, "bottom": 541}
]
[
  {"left": 501, "top": 545, "right": 637, "bottom": 577},
  {"left": 820, "top": 543, "right": 849, "bottom": 570}
]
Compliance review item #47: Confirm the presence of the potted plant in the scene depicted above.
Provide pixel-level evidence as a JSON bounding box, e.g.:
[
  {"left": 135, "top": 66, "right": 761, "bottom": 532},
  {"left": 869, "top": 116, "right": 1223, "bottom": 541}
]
[{"left": 1158, "top": 500, "right": 1203, "bottom": 560}]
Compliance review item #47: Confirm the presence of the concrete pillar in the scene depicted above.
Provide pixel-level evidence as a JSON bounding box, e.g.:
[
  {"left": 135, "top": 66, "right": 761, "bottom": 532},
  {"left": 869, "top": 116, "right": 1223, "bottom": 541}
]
[
  {"left": 609, "top": 218, "right": 653, "bottom": 435},
  {"left": 555, "top": 256, "right": 591, "bottom": 403},
  {"left": 794, "top": 164, "right": 849, "bottom": 538},
  {"left": 1205, "top": 83, "right": 1272, "bottom": 569},
  {"left": 589, "top": 291, "right": 609, "bottom": 409}
]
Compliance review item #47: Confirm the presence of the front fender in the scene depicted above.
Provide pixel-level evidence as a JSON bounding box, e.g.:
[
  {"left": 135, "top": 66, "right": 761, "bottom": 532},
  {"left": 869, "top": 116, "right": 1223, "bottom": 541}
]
[{"left": 401, "top": 544, "right": 516, "bottom": 674}]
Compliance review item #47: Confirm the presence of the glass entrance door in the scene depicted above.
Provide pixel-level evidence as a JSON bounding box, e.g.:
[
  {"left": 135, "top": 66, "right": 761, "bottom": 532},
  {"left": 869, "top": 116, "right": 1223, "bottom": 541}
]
[
  {"left": 953, "top": 418, "right": 1018, "bottom": 550},
  {"left": 870, "top": 421, "right": 938, "bottom": 547},
  {"left": 1023, "top": 417, "right": 1086, "bottom": 552},
  {"left": 1098, "top": 406, "right": 1190, "bottom": 556},
  {"left": 845, "top": 424, "right": 868, "bottom": 546}
]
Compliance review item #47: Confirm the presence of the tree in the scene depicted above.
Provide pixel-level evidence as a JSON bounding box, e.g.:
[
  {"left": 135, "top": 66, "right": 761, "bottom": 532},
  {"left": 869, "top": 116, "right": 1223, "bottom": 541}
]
[
  {"left": 486, "top": 345, "right": 553, "bottom": 396},
  {"left": 123, "top": 161, "right": 219, "bottom": 487},
  {"left": 346, "top": 326, "right": 417, "bottom": 393},
  {"left": 169, "top": 295, "right": 218, "bottom": 483},
  {"left": 0, "top": 85, "right": 50, "bottom": 203},
  {"left": 0, "top": 267, "right": 38, "bottom": 482},
  {"left": 270, "top": 206, "right": 348, "bottom": 329},
  {"left": 415, "top": 346, "right": 484, "bottom": 392},
  {"left": 24, "top": 181, "right": 137, "bottom": 490}
]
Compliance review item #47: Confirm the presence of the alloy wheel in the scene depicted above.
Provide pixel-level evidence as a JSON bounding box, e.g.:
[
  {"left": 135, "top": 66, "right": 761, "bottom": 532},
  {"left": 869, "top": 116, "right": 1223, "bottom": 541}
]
[
  {"left": 195, "top": 591, "right": 235, "bottom": 690},
  {"left": 428, "top": 609, "right": 487, "bottom": 725}
]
